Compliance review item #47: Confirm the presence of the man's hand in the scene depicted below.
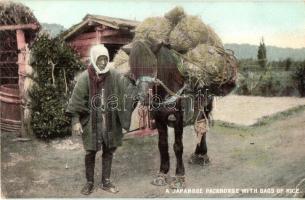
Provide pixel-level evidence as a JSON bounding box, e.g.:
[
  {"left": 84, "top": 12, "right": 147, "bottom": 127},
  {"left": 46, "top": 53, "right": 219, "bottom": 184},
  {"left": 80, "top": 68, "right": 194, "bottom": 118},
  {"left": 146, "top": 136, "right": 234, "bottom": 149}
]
[{"left": 72, "top": 122, "right": 83, "bottom": 135}]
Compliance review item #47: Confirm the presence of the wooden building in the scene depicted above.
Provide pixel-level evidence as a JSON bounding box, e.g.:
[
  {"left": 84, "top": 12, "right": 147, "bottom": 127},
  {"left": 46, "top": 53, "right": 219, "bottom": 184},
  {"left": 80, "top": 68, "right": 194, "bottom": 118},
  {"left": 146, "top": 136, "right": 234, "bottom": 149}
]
[{"left": 62, "top": 14, "right": 139, "bottom": 64}]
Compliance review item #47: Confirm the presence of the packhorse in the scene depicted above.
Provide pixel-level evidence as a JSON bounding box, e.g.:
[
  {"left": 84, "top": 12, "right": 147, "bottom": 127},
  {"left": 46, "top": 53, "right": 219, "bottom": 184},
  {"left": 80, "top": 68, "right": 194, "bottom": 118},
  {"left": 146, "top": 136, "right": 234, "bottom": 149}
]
[{"left": 124, "top": 39, "right": 235, "bottom": 189}]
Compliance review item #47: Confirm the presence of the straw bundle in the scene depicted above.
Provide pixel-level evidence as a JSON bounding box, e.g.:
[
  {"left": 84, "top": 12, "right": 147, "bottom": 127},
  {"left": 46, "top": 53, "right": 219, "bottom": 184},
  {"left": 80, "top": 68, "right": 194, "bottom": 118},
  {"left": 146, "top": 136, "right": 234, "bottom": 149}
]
[
  {"left": 206, "top": 25, "right": 223, "bottom": 48},
  {"left": 113, "top": 49, "right": 130, "bottom": 75},
  {"left": 113, "top": 49, "right": 129, "bottom": 67},
  {"left": 134, "top": 17, "right": 172, "bottom": 43},
  {"left": 183, "top": 44, "right": 236, "bottom": 88},
  {"left": 164, "top": 6, "right": 186, "bottom": 26},
  {"left": 134, "top": 7, "right": 223, "bottom": 52},
  {"left": 169, "top": 16, "right": 209, "bottom": 52}
]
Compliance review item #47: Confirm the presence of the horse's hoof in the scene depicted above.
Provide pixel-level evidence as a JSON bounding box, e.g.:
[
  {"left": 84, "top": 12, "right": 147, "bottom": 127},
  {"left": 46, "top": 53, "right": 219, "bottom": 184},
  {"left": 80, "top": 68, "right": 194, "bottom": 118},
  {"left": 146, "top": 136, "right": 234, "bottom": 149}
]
[
  {"left": 169, "top": 176, "right": 186, "bottom": 189},
  {"left": 188, "top": 153, "right": 210, "bottom": 166},
  {"left": 151, "top": 173, "right": 169, "bottom": 186}
]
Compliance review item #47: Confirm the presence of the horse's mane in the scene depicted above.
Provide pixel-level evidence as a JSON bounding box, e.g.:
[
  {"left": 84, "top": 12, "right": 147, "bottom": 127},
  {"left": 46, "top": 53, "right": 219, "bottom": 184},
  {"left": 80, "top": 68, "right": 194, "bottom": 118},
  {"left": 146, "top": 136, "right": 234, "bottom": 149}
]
[{"left": 155, "top": 46, "right": 184, "bottom": 93}]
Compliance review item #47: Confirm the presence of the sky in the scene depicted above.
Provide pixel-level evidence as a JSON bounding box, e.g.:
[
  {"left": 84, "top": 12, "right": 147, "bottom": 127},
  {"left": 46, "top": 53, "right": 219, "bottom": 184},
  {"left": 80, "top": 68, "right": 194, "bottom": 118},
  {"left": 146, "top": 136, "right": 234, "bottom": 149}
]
[{"left": 15, "top": 0, "right": 305, "bottom": 48}]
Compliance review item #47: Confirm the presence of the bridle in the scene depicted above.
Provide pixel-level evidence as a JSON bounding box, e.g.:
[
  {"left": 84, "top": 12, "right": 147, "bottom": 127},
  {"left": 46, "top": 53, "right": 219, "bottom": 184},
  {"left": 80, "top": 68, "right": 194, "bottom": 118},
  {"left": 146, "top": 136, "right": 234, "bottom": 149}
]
[{"left": 136, "top": 76, "right": 189, "bottom": 106}]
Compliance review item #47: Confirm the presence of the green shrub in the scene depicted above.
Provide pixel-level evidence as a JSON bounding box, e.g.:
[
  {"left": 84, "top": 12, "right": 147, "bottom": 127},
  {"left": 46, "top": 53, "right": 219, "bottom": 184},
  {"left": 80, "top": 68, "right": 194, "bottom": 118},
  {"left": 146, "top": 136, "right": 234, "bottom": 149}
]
[
  {"left": 235, "top": 59, "right": 304, "bottom": 96},
  {"left": 235, "top": 72, "right": 261, "bottom": 95},
  {"left": 29, "top": 34, "right": 85, "bottom": 139},
  {"left": 235, "top": 69, "right": 298, "bottom": 96}
]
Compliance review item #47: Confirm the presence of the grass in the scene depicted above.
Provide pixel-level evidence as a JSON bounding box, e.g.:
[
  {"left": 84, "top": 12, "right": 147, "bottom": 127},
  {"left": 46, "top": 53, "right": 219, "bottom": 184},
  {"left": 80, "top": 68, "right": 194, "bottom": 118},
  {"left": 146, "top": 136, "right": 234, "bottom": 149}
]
[
  {"left": 213, "top": 105, "right": 305, "bottom": 130},
  {"left": 251, "top": 105, "right": 305, "bottom": 127}
]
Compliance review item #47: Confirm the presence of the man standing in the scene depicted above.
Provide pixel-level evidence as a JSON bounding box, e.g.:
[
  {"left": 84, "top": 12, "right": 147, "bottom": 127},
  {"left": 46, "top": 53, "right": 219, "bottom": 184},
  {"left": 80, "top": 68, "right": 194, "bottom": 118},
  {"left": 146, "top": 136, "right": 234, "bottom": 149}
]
[{"left": 66, "top": 44, "right": 137, "bottom": 195}]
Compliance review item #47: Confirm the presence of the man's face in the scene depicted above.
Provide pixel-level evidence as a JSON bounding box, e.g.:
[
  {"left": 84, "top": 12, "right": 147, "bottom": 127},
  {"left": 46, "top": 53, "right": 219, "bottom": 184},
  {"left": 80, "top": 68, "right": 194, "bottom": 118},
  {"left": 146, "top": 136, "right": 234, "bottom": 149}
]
[{"left": 96, "top": 55, "right": 108, "bottom": 71}]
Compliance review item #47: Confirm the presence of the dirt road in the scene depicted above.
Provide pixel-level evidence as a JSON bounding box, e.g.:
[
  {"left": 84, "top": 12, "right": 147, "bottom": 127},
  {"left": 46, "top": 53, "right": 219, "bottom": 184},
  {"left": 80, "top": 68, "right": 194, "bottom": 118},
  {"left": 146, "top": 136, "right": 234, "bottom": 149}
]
[{"left": 1, "top": 101, "right": 305, "bottom": 198}]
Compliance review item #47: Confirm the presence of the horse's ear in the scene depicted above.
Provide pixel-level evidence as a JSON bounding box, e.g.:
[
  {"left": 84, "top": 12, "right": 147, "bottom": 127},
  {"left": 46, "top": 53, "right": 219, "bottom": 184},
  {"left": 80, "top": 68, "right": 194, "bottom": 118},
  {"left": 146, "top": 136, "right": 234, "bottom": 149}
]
[
  {"left": 121, "top": 43, "right": 133, "bottom": 55},
  {"left": 148, "top": 38, "right": 171, "bottom": 54},
  {"left": 145, "top": 38, "right": 163, "bottom": 54},
  {"left": 151, "top": 42, "right": 163, "bottom": 54}
]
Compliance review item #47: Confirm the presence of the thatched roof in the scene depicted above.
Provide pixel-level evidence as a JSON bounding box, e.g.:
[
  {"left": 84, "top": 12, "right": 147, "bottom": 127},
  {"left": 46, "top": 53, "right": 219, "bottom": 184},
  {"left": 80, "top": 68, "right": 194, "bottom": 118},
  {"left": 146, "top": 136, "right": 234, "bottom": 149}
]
[
  {"left": 62, "top": 14, "right": 139, "bottom": 40},
  {"left": 0, "top": 1, "right": 40, "bottom": 44},
  {"left": 0, "top": 1, "right": 40, "bottom": 85}
]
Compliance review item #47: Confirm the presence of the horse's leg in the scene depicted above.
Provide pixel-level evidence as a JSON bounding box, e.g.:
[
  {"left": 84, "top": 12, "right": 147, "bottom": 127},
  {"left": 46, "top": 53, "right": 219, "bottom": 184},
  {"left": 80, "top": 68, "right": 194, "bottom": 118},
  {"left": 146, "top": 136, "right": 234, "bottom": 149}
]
[
  {"left": 189, "top": 96, "right": 213, "bottom": 166},
  {"left": 173, "top": 112, "right": 184, "bottom": 176},
  {"left": 151, "top": 111, "right": 170, "bottom": 186},
  {"left": 189, "top": 112, "right": 211, "bottom": 165},
  {"left": 157, "top": 116, "right": 170, "bottom": 174},
  {"left": 195, "top": 133, "right": 208, "bottom": 155},
  {"left": 169, "top": 111, "right": 186, "bottom": 189},
  {"left": 189, "top": 131, "right": 210, "bottom": 165}
]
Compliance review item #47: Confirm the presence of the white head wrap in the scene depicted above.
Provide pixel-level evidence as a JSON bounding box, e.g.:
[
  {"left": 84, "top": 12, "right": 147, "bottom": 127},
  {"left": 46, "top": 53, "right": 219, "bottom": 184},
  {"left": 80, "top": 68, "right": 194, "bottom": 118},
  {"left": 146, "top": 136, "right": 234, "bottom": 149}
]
[{"left": 90, "top": 44, "right": 110, "bottom": 74}]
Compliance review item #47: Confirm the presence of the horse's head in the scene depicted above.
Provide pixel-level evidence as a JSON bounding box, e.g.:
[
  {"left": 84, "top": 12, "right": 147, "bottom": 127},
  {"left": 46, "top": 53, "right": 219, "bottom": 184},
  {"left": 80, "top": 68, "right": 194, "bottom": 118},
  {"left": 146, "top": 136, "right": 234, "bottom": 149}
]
[
  {"left": 126, "top": 40, "right": 161, "bottom": 106},
  {"left": 125, "top": 39, "right": 186, "bottom": 107}
]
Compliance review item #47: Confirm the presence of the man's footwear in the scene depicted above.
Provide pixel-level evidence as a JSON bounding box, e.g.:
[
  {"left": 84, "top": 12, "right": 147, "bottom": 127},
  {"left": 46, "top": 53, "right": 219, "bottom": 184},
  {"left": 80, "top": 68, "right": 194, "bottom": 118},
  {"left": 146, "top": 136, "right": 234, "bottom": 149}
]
[
  {"left": 100, "top": 179, "right": 119, "bottom": 194},
  {"left": 81, "top": 182, "right": 94, "bottom": 195}
]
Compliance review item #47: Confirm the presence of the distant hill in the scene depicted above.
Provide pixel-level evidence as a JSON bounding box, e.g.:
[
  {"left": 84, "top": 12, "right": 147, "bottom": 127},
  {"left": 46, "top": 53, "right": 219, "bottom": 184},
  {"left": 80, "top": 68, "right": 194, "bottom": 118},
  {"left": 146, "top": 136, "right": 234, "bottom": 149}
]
[
  {"left": 224, "top": 43, "right": 305, "bottom": 61},
  {"left": 38, "top": 23, "right": 305, "bottom": 61},
  {"left": 41, "top": 23, "right": 65, "bottom": 38}
]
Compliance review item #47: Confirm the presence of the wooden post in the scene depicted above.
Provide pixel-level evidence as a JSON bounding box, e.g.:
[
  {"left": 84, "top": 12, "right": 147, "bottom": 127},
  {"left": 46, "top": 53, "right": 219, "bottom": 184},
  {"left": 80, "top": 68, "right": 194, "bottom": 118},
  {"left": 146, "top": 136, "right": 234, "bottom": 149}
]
[
  {"left": 95, "top": 26, "right": 103, "bottom": 45},
  {"left": 16, "top": 29, "right": 27, "bottom": 137},
  {"left": 0, "top": 23, "right": 38, "bottom": 31}
]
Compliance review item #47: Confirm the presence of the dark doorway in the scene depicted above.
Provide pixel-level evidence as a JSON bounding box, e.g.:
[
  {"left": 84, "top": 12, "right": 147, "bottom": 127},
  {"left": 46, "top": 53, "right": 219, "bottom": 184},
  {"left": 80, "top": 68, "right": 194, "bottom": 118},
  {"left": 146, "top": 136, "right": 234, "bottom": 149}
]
[{"left": 104, "top": 44, "right": 123, "bottom": 62}]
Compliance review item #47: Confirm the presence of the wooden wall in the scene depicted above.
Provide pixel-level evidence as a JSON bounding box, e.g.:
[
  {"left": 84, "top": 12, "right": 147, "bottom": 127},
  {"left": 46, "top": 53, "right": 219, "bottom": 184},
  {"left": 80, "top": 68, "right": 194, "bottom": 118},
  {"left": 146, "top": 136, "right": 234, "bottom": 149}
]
[{"left": 67, "top": 27, "right": 134, "bottom": 64}]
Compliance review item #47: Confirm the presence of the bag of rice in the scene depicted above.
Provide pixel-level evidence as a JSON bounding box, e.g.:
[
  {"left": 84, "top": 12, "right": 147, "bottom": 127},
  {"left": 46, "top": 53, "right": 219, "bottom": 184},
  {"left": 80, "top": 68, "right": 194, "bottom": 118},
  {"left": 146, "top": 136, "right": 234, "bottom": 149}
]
[
  {"left": 183, "top": 44, "right": 237, "bottom": 89},
  {"left": 113, "top": 49, "right": 130, "bottom": 75},
  {"left": 169, "top": 16, "right": 209, "bottom": 52},
  {"left": 164, "top": 6, "right": 186, "bottom": 26},
  {"left": 134, "top": 17, "right": 172, "bottom": 43}
]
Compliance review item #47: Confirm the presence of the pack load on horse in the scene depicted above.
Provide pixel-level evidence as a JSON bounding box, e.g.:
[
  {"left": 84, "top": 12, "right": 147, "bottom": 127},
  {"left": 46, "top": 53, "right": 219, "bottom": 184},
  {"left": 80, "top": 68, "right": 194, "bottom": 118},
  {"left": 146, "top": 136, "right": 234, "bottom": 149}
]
[
  {"left": 114, "top": 6, "right": 237, "bottom": 95},
  {"left": 113, "top": 7, "right": 238, "bottom": 189}
]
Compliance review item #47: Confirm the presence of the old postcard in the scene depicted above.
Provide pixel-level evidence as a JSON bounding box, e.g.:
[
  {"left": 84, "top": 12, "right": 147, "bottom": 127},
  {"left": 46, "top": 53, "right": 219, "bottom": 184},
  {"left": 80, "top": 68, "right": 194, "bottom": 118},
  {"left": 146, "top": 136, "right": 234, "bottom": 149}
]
[{"left": 1, "top": 0, "right": 305, "bottom": 198}]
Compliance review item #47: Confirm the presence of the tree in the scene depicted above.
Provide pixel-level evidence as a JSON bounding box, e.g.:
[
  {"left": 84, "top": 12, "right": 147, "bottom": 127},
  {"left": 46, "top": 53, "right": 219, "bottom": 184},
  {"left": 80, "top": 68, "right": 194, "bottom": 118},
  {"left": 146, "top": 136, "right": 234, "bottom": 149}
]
[
  {"left": 285, "top": 58, "right": 292, "bottom": 71},
  {"left": 293, "top": 61, "right": 305, "bottom": 97},
  {"left": 29, "top": 34, "right": 85, "bottom": 139},
  {"left": 257, "top": 38, "right": 267, "bottom": 69}
]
